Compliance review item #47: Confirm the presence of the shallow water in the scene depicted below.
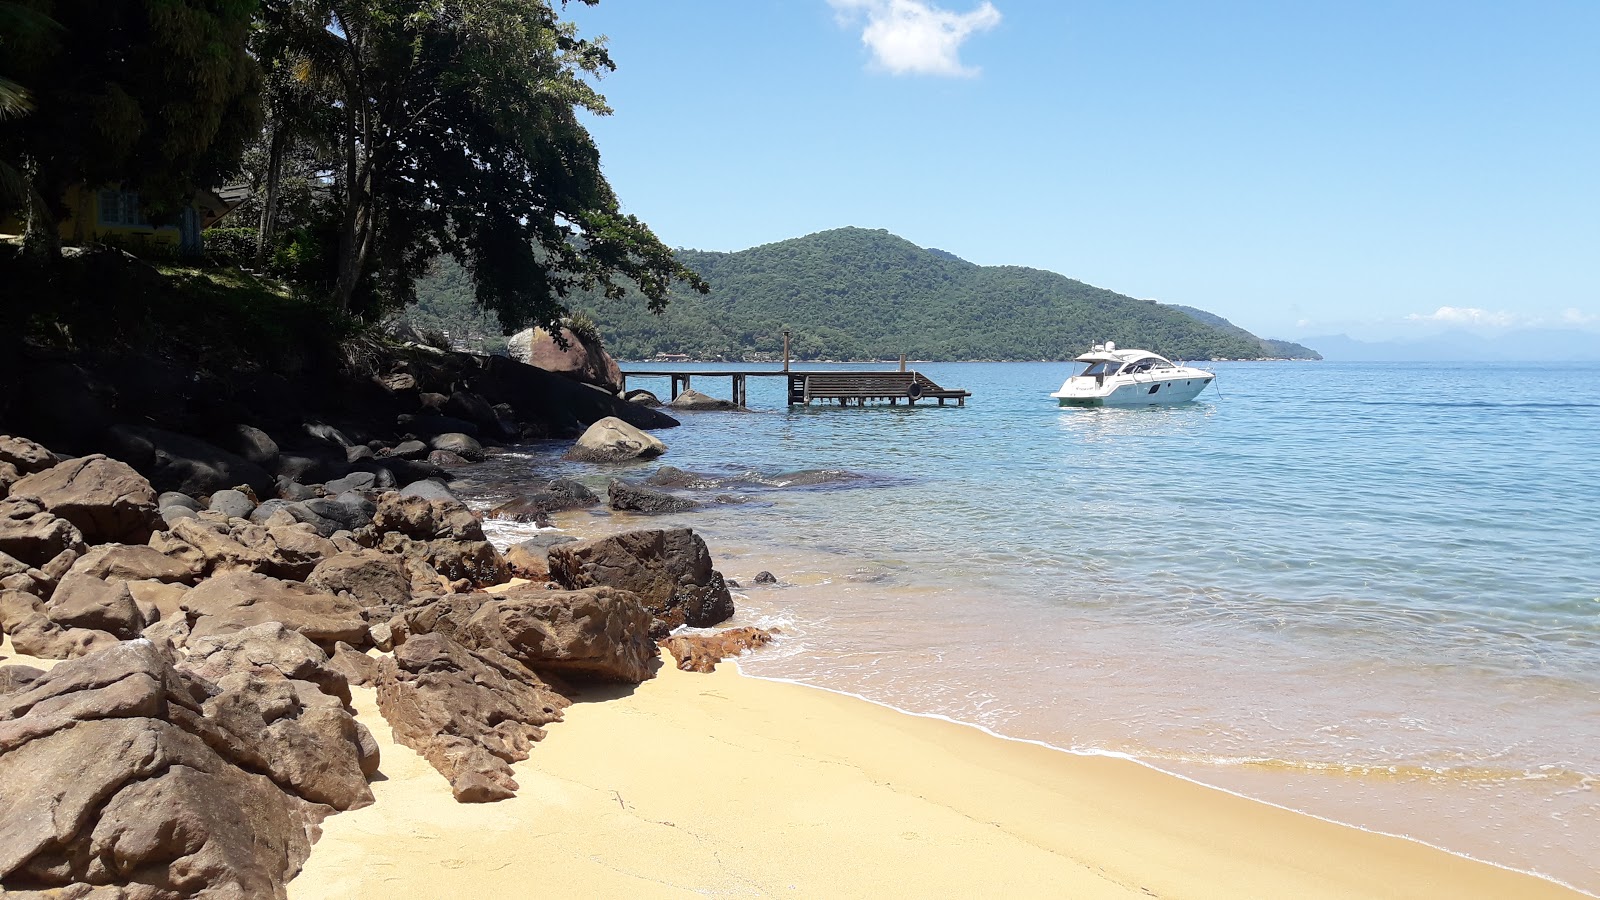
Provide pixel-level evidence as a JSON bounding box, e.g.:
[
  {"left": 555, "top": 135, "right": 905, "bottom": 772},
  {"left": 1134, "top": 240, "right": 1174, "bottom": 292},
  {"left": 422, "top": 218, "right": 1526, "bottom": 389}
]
[{"left": 458, "top": 360, "right": 1600, "bottom": 893}]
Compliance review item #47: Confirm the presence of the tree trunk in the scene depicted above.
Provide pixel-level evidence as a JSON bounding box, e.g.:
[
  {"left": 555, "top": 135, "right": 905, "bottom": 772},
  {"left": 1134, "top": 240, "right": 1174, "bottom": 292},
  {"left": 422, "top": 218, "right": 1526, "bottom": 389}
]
[{"left": 254, "top": 122, "right": 286, "bottom": 269}]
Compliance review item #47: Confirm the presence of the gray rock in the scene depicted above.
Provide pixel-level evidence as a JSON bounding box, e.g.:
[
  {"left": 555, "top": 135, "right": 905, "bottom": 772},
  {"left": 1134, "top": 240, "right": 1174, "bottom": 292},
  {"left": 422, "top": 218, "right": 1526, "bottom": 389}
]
[
  {"left": 607, "top": 479, "right": 699, "bottom": 514},
  {"left": 399, "top": 479, "right": 460, "bottom": 503},
  {"left": 161, "top": 505, "right": 200, "bottom": 527},
  {"left": 303, "top": 421, "right": 356, "bottom": 449},
  {"left": 159, "top": 490, "right": 202, "bottom": 512},
  {"left": 225, "top": 423, "right": 281, "bottom": 471},
  {"left": 209, "top": 488, "right": 257, "bottom": 520},
  {"left": 668, "top": 388, "right": 739, "bottom": 411},
  {"left": 625, "top": 389, "right": 661, "bottom": 407},
  {"left": 563, "top": 417, "right": 667, "bottom": 464},
  {"left": 429, "top": 432, "right": 485, "bottom": 462},
  {"left": 325, "top": 472, "right": 378, "bottom": 495},
  {"left": 106, "top": 424, "right": 274, "bottom": 498},
  {"left": 390, "top": 440, "right": 430, "bottom": 460},
  {"left": 346, "top": 444, "right": 376, "bottom": 463},
  {"left": 277, "top": 478, "right": 319, "bottom": 501},
  {"left": 753, "top": 570, "right": 777, "bottom": 584}
]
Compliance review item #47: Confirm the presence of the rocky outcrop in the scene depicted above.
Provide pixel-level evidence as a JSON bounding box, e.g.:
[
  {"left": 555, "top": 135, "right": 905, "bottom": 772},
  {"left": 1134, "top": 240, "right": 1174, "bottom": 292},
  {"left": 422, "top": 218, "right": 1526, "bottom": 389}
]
[
  {"left": 0, "top": 641, "right": 332, "bottom": 898},
  {"left": 668, "top": 388, "right": 739, "bottom": 411},
  {"left": 181, "top": 622, "right": 354, "bottom": 705},
  {"left": 457, "top": 587, "right": 658, "bottom": 684},
  {"left": 8, "top": 455, "right": 161, "bottom": 545},
  {"left": 508, "top": 325, "right": 623, "bottom": 393},
  {"left": 661, "top": 627, "right": 780, "bottom": 673},
  {"left": 548, "top": 528, "right": 735, "bottom": 635},
  {"left": 607, "top": 478, "right": 699, "bottom": 514},
  {"left": 374, "top": 632, "right": 568, "bottom": 802},
  {"left": 563, "top": 416, "right": 667, "bottom": 464},
  {"left": 181, "top": 571, "right": 369, "bottom": 649}
]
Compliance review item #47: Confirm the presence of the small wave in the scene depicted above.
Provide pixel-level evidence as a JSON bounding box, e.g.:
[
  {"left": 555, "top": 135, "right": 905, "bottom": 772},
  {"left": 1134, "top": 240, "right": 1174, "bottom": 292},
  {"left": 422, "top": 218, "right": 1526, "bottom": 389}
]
[{"left": 1141, "top": 753, "right": 1597, "bottom": 788}]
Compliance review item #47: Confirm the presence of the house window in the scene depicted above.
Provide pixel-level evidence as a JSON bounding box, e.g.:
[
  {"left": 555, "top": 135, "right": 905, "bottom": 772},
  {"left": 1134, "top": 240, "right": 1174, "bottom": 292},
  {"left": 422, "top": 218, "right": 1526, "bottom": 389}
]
[{"left": 98, "top": 190, "right": 150, "bottom": 228}]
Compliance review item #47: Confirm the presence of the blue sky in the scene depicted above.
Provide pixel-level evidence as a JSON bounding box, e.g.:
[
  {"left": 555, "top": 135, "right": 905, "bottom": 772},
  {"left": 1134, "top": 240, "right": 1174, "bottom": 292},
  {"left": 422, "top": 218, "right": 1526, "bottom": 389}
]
[{"left": 566, "top": 1, "right": 1599, "bottom": 343}]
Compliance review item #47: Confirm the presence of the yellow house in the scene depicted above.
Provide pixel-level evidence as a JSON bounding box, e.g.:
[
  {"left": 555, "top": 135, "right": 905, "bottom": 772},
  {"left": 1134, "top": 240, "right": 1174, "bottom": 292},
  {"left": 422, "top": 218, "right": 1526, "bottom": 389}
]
[{"left": 2, "top": 185, "right": 240, "bottom": 254}]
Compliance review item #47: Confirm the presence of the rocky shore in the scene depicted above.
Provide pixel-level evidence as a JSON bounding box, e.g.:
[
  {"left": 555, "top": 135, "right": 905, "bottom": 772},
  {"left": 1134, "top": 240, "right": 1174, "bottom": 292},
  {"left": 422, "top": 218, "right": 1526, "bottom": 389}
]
[{"left": 0, "top": 408, "right": 776, "bottom": 897}]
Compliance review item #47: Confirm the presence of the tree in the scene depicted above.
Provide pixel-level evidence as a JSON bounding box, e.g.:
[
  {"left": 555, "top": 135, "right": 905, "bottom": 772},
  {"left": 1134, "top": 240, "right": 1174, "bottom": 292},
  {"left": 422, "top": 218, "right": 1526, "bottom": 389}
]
[
  {"left": 0, "top": 0, "right": 260, "bottom": 244},
  {"left": 255, "top": 0, "right": 705, "bottom": 332}
]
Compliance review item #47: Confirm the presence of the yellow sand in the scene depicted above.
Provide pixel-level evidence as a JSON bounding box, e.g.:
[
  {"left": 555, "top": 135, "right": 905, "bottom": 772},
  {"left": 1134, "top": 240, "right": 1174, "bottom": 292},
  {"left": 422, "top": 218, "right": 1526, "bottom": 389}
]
[{"left": 0, "top": 634, "right": 1579, "bottom": 899}]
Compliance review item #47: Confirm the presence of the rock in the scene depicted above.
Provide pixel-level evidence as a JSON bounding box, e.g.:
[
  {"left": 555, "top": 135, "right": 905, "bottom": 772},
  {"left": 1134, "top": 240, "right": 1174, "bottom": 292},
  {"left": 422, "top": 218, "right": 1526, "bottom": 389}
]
[
  {"left": 389, "top": 439, "right": 429, "bottom": 460},
  {"left": 46, "top": 572, "right": 147, "bottom": 639},
  {"left": 275, "top": 450, "right": 347, "bottom": 485},
  {"left": 548, "top": 528, "right": 735, "bottom": 634},
  {"left": 644, "top": 465, "right": 707, "bottom": 487},
  {"left": 127, "top": 580, "right": 190, "bottom": 625},
  {"left": 0, "top": 498, "right": 86, "bottom": 568},
  {"left": 224, "top": 423, "right": 281, "bottom": 471},
  {"left": 0, "top": 435, "right": 60, "bottom": 475},
  {"left": 303, "top": 421, "right": 356, "bottom": 449},
  {"left": 481, "top": 354, "right": 680, "bottom": 433},
  {"left": 374, "top": 632, "right": 568, "bottom": 802},
  {"left": 503, "top": 544, "right": 551, "bottom": 580},
  {"left": 487, "top": 479, "right": 599, "bottom": 522},
  {"left": 668, "top": 388, "right": 739, "bottom": 411},
  {"left": 374, "top": 492, "right": 483, "bottom": 542},
  {"left": 328, "top": 642, "right": 380, "bottom": 687},
  {"left": 302, "top": 493, "right": 377, "bottom": 534},
  {"left": 624, "top": 388, "right": 661, "bottom": 407},
  {"left": 8, "top": 455, "right": 161, "bottom": 545},
  {"left": 0, "top": 461, "right": 15, "bottom": 499},
  {"left": 661, "top": 627, "right": 780, "bottom": 673},
  {"left": 306, "top": 551, "right": 412, "bottom": 608},
  {"left": 159, "top": 490, "right": 202, "bottom": 512},
  {"left": 459, "top": 587, "right": 658, "bottom": 684},
  {"left": 154, "top": 517, "right": 271, "bottom": 576},
  {"left": 444, "top": 391, "right": 497, "bottom": 429},
  {"left": 182, "top": 571, "right": 369, "bottom": 649},
  {"left": 381, "top": 371, "right": 418, "bottom": 393},
  {"left": 105, "top": 424, "right": 274, "bottom": 498},
  {"left": 753, "top": 570, "right": 777, "bottom": 585},
  {"left": 427, "top": 449, "right": 471, "bottom": 467},
  {"left": 396, "top": 413, "right": 479, "bottom": 439},
  {"left": 0, "top": 588, "right": 119, "bottom": 659},
  {"left": 381, "top": 535, "right": 508, "bottom": 589},
  {"left": 428, "top": 432, "right": 485, "bottom": 462},
  {"left": 508, "top": 325, "right": 624, "bottom": 393},
  {"left": 563, "top": 416, "right": 667, "bottom": 464},
  {"left": 324, "top": 472, "right": 377, "bottom": 495},
  {"left": 209, "top": 488, "right": 257, "bottom": 520},
  {"left": 243, "top": 523, "right": 340, "bottom": 580},
  {"left": 277, "top": 478, "right": 318, "bottom": 501},
  {"left": 0, "top": 664, "right": 45, "bottom": 694},
  {"left": 397, "top": 479, "right": 460, "bottom": 503},
  {"left": 346, "top": 444, "right": 376, "bottom": 463},
  {"left": 0, "top": 641, "right": 330, "bottom": 896},
  {"left": 607, "top": 479, "right": 699, "bottom": 514},
  {"left": 161, "top": 505, "right": 200, "bottom": 527},
  {"left": 182, "top": 622, "right": 353, "bottom": 705},
  {"left": 419, "top": 392, "right": 448, "bottom": 413}
]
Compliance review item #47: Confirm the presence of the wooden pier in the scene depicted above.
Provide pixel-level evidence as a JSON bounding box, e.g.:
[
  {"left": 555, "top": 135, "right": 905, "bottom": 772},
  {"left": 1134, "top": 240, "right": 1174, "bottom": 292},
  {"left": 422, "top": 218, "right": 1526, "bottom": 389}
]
[{"left": 619, "top": 368, "right": 970, "bottom": 408}]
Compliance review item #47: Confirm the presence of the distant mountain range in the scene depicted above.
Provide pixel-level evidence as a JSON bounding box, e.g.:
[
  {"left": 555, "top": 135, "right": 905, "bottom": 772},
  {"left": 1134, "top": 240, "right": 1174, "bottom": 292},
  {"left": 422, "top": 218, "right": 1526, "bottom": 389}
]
[
  {"left": 576, "top": 228, "right": 1316, "bottom": 361},
  {"left": 411, "top": 227, "right": 1319, "bottom": 361},
  {"left": 1301, "top": 330, "right": 1600, "bottom": 362}
]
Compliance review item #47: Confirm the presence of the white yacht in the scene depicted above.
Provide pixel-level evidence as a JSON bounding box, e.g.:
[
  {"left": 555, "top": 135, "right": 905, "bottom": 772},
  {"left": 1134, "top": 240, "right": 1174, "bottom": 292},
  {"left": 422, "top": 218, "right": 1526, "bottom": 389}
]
[{"left": 1050, "top": 342, "right": 1215, "bottom": 407}]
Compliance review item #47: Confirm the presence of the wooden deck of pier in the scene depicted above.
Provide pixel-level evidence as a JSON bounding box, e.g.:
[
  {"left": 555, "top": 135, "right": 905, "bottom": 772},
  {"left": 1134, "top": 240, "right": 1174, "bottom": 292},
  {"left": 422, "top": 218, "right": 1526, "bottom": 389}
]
[{"left": 620, "top": 368, "right": 970, "bottom": 408}]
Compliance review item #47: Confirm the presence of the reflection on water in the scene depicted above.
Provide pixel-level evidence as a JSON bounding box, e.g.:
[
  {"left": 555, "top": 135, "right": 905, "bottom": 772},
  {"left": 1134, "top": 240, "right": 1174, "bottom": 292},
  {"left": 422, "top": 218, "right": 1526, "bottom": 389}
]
[{"left": 457, "top": 360, "right": 1600, "bottom": 894}]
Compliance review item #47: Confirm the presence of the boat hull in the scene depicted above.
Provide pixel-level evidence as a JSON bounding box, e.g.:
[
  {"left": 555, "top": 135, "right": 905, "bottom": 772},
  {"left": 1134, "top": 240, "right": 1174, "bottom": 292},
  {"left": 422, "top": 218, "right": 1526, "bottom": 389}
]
[{"left": 1053, "top": 374, "right": 1213, "bottom": 407}]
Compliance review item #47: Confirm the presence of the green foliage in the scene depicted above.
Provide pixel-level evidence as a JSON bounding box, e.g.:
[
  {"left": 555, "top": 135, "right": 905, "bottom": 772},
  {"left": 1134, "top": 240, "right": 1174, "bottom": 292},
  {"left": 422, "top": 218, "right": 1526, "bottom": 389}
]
[
  {"left": 564, "top": 311, "right": 603, "bottom": 348},
  {"left": 202, "top": 226, "right": 258, "bottom": 265},
  {"left": 484, "top": 228, "right": 1301, "bottom": 361},
  {"left": 0, "top": 0, "right": 261, "bottom": 226}
]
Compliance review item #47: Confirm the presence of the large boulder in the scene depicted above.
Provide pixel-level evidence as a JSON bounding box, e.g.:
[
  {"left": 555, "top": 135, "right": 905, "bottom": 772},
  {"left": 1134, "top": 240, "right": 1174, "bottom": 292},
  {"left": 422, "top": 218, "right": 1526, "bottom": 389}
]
[
  {"left": 150, "top": 517, "right": 272, "bottom": 577},
  {"left": 0, "top": 498, "right": 86, "bottom": 568},
  {"left": 548, "top": 528, "right": 735, "bottom": 634},
  {"left": 105, "top": 424, "right": 274, "bottom": 498},
  {"left": 668, "top": 388, "right": 739, "bottom": 411},
  {"left": 0, "top": 641, "right": 335, "bottom": 897},
  {"left": 373, "top": 492, "right": 484, "bottom": 542},
  {"left": 209, "top": 488, "right": 257, "bottom": 520},
  {"left": 0, "top": 435, "right": 60, "bottom": 476},
  {"left": 222, "top": 423, "right": 281, "bottom": 471},
  {"left": 181, "top": 571, "right": 369, "bottom": 649},
  {"left": 482, "top": 354, "right": 679, "bottom": 434},
  {"left": 607, "top": 478, "right": 699, "bottom": 514},
  {"left": 0, "top": 588, "right": 118, "bottom": 659},
  {"left": 429, "top": 432, "right": 484, "bottom": 462},
  {"left": 563, "top": 416, "right": 667, "bottom": 464},
  {"left": 305, "top": 551, "right": 412, "bottom": 609},
  {"left": 8, "top": 455, "right": 161, "bottom": 545},
  {"left": 507, "top": 325, "right": 624, "bottom": 393},
  {"left": 69, "top": 542, "right": 199, "bottom": 584},
  {"left": 46, "top": 572, "right": 147, "bottom": 639},
  {"left": 374, "top": 632, "right": 569, "bottom": 802},
  {"left": 458, "top": 587, "right": 657, "bottom": 683},
  {"left": 182, "top": 621, "right": 354, "bottom": 705}
]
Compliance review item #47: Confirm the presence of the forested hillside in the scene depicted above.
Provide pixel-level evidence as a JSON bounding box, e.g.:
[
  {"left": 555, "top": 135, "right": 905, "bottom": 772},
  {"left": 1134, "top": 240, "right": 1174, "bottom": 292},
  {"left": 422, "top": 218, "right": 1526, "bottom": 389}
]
[
  {"left": 413, "top": 227, "right": 1314, "bottom": 361},
  {"left": 1167, "top": 306, "right": 1322, "bottom": 359}
]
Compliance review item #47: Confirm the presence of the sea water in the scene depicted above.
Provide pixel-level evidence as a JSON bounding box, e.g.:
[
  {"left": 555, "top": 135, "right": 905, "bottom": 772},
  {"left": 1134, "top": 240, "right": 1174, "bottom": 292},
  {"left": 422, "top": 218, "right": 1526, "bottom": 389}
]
[{"left": 459, "top": 360, "right": 1600, "bottom": 892}]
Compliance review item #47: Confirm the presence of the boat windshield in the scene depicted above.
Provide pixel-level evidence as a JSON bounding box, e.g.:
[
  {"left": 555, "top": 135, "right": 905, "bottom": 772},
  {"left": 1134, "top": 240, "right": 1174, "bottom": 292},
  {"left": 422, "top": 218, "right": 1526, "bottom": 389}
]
[{"left": 1079, "top": 361, "right": 1122, "bottom": 376}]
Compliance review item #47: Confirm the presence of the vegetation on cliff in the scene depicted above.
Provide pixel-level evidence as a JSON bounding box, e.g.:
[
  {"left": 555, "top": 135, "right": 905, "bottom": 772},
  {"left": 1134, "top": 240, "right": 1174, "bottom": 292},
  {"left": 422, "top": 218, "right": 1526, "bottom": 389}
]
[{"left": 415, "top": 227, "right": 1314, "bottom": 361}]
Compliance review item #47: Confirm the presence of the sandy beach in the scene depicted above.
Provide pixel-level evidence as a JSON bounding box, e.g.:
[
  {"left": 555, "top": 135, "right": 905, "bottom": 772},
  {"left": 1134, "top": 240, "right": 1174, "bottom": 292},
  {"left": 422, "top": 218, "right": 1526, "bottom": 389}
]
[{"left": 279, "top": 643, "right": 1581, "bottom": 900}]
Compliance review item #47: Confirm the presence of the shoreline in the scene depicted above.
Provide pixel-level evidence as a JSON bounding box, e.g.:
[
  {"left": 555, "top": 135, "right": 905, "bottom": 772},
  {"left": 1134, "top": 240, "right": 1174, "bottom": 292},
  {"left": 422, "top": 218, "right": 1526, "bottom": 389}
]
[{"left": 284, "top": 638, "right": 1580, "bottom": 899}]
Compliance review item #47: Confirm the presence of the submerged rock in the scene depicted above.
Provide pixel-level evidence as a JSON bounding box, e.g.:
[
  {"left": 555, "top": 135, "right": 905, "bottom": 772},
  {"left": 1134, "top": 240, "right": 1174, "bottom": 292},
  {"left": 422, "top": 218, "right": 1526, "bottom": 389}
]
[
  {"left": 563, "top": 417, "right": 666, "bottom": 464},
  {"left": 661, "top": 626, "right": 780, "bottom": 673},
  {"left": 607, "top": 479, "right": 699, "bottom": 515}
]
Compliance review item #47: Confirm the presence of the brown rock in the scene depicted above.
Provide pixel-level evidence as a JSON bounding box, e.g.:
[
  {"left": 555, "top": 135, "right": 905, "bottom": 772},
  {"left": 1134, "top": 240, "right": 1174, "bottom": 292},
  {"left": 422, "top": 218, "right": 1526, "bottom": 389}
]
[
  {"left": 548, "top": 528, "right": 735, "bottom": 634},
  {"left": 9, "top": 455, "right": 161, "bottom": 545},
  {"left": 486, "top": 479, "right": 599, "bottom": 522},
  {"left": 305, "top": 551, "right": 411, "bottom": 608},
  {"left": 328, "top": 642, "right": 380, "bottom": 687},
  {"left": 503, "top": 544, "right": 550, "bottom": 581},
  {"left": 372, "top": 493, "right": 485, "bottom": 542},
  {"left": 0, "top": 435, "right": 60, "bottom": 476},
  {"left": 0, "top": 589, "right": 119, "bottom": 660},
  {"left": 661, "top": 627, "right": 780, "bottom": 673},
  {"left": 154, "top": 517, "right": 271, "bottom": 576},
  {"left": 126, "top": 580, "right": 189, "bottom": 625},
  {"left": 0, "top": 461, "right": 15, "bottom": 499},
  {"left": 0, "top": 664, "right": 45, "bottom": 694},
  {"left": 181, "top": 571, "right": 369, "bottom": 649},
  {"left": 0, "top": 642, "right": 327, "bottom": 898},
  {"left": 230, "top": 522, "right": 339, "bottom": 580},
  {"left": 45, "top": 573, "right": 147, "bottom": 639},
  {"left": 182, "top": 622, "right": 352, "bottom": 705},
  {"left": 374, "top": 632, "right": 568, "bottom": 802},
  {"left": 459, "top": 587, "right": 657, "bottom": 684},
  {"left": 507, "top": 325, "right": 623, "bottom": 393},
  {"left": 68, "top": 543, "right": 198, "bottom": 585},
  {"left": 0, "top": 499, "right": 86, "bottom": 569}
]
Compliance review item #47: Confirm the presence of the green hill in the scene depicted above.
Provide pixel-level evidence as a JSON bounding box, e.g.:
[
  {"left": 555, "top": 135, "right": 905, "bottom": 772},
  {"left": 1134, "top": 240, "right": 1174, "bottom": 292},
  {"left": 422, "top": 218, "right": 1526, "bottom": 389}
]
[
  {"left": 1166, "top": 305, "right": 1322, "bottom": 360},
  {"left": 412, "top": 227, "right": 1313, "bottom": 361}
]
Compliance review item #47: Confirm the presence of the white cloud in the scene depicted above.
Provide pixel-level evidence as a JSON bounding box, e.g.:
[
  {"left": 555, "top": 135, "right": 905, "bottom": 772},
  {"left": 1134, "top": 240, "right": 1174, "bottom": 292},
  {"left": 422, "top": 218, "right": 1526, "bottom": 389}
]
[
  {"left": 829, "top": 0, "right": 1001, "bottom": 77},
  {"left": 1561, "top": 307, "right": 1598, "bottom": 325},
  {"left": 1405, "top": 306, "right": 1520, "bottom": 328}
]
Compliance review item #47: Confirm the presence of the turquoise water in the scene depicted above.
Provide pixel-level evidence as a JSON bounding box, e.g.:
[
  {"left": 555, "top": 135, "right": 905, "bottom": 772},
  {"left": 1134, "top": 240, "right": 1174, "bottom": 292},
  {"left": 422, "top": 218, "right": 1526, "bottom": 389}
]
[{"left": 465, "top": 360, "right": 1600, "bottom": 891}]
